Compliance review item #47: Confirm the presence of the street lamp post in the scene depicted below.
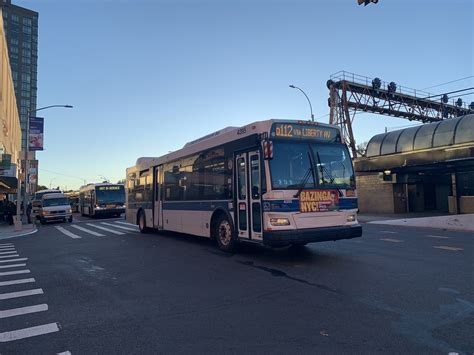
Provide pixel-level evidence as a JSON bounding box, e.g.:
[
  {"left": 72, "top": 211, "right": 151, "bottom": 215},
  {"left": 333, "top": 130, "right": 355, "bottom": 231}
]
[
  {"left": 289, "top": 85, "right": 314, "bottom": 122},
  {"left": 15, "top": 104, "right": 73, "bottom": 229}
]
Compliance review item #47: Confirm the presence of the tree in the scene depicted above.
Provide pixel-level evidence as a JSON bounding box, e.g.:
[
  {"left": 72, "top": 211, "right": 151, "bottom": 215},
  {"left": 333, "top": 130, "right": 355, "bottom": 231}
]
[
  {"left": 116, "top": 179, "right": 126, "bottom": 184},
  {"left": 37, "top": 185, "right": 48, "bottom": 191}
]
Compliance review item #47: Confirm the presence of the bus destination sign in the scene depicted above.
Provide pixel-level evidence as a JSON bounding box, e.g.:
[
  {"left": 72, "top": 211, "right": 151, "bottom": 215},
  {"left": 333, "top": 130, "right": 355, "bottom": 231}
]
[
  {"left": 98, "top": 186, "right": 121, "bottom": 191},
  {"left": 270, "top": 122, "right": 338, "bottom": 142}
]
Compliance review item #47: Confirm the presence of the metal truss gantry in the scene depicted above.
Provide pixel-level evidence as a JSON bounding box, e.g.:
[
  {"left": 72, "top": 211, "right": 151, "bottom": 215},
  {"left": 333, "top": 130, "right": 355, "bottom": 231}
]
[{"left": 327, "top": 71, "right": 473, "bottom": 157}]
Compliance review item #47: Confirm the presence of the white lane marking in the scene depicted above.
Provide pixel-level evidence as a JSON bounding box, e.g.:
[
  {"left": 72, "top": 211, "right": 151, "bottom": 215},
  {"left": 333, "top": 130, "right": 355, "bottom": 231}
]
[
  {"left": 115, "top": 221, "right": 136, "bottom": 227},
  {"left": 0, "top": 254, "right": 20, "bottom": 259},
  {"left": 426, "top": 235, "right": 451, "bottom": 239},
  {"left": 0, "top": 243, "right": 13, "bottom": 247},
  {"left": 0, "top": 251, "right": 17, "bottom": 255},
  {"left": 71, "top": 224, "right": 104, "bottom": 237},
  {"left": 380, "top": 238, "right": 403, "bottom": 243},
  {"left": 55, "top": 226, "right": 82, "bottom": 239},
  {"left": 0, "top": 258, "right": 27, "bottom": 263},
  {"left": 0, "top": 304, "right": 48, "bottom": 319},
  {"left": 0, "top": 322, "right": 59, "bottom": 342},
  {"left": 0, "top": 263, "right": 26, "bottom": 269},
  {"left": 0, "top": 246, "right": 15, "bottom": 250},
  {"left": 433, "top": 246, "right": 464, "bottom": 251},
  {"left": 86, "top": 223, "right": 124, "bottom": 235},
  {"left": 102, "top": 222, "right": 138, "bottom": 232},
  {"left": 57, "top": 352, "right": 72, "bottom": 355},
  {"left": 0, "top": 278, "right": 35, "bottom": 287},
  {"left": 0, "top": 288, "right": 43, "bottom": 300},
  {"left": 380, "top": 231, "right": 398, "bottom": 234},
  {"left": 0, "top": 269, "right": 31, "bottom": 277}
]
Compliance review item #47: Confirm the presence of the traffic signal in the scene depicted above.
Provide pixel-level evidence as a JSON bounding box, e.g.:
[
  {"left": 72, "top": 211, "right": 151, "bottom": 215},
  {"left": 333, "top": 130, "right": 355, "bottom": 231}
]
[{"left": 358, "top": 0, "right": 379, "bottom": 5}]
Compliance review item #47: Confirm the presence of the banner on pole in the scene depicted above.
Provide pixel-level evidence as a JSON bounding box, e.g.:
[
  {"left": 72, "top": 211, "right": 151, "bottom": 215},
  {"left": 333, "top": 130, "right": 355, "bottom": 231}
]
[{"left": 29, "top": 117, "right": 44, "bottom": 151}]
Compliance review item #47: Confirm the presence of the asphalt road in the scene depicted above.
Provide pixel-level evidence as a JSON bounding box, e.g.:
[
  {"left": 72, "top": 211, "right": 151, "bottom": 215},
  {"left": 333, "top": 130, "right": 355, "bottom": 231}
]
[{"left": 0, "top": 214, "right": 473, "bottom": 354}]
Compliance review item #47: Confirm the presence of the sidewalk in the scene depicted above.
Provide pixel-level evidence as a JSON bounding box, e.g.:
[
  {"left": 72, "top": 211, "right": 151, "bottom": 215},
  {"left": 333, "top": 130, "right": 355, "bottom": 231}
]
[
  {"left": 0, "top": 223, "right": 38, "bottom": 240},
  {"left": 363, "top": 213, "right": 474, "bottom": 232}
]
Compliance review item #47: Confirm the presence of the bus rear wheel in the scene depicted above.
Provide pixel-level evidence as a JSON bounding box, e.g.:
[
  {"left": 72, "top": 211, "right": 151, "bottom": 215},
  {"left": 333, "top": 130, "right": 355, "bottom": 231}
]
[
  {"left": 138, "top": 211, "right": 150, "bottom": 233},
  {"left": 215, "top": 215, "right": 237, "bottom": 253}
]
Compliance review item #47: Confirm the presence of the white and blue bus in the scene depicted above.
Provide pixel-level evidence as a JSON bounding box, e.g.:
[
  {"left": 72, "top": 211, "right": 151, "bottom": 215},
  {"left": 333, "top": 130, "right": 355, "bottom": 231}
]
[
  {"left": 126, "top": 119, "right": 362, "bottom": 252},
  {"left": 79, "top": 183, "right": 126, "bottom": 217}
]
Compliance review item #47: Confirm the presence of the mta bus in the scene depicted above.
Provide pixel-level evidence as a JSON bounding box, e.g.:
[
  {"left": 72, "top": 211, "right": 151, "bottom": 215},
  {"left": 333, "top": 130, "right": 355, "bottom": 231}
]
[
  {"left": 79, "top": 183, "right": 125, "bottom": 217},
  {"left": 126, "top": 119, "right": 362, "bottom": 252}
]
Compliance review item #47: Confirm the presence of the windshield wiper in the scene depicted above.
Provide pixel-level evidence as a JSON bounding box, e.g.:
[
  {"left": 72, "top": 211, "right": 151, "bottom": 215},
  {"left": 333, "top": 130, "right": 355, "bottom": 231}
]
[{"left": 294, "top": 152, "right": 316, "bottom": 198}]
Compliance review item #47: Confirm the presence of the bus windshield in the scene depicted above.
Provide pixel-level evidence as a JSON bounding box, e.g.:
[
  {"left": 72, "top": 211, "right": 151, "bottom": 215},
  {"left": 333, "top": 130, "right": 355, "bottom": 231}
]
[
  {"left": 95, "top": 186, "right": 125, "bottom": 204},
  {"left": 269, "top": 141, "right": 355, "bottom": 189}
]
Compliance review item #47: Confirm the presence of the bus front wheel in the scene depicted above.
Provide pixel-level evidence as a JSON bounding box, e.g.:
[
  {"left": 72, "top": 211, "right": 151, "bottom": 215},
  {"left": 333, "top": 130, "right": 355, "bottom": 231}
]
[
  {"left": 138, "top": 211, "right": 150, "bottom": 233},
  {"left": 214, "top": 215, "right": 237, "bottom": 253}
]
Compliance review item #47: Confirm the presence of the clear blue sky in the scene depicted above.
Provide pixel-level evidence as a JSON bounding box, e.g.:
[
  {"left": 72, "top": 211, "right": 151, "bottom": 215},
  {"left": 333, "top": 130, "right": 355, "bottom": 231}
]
[{"left": 15, "top": 0, "right": 474, "bottom": 190}]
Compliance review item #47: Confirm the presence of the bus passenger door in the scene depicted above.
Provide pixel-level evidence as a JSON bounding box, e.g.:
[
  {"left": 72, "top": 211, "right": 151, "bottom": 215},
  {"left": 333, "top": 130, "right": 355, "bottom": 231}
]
[
  {"left": 154, "top": 166, "right": 164, "bottom": 229},
  {"left": 248, "top": 151, "right": 262, "bottom": 240},
  {"left": 235, "top": 150, "right": 262, "bottom": 241},
  {"left": 235, "top": 153, "right": 249, "bottom": 239}
]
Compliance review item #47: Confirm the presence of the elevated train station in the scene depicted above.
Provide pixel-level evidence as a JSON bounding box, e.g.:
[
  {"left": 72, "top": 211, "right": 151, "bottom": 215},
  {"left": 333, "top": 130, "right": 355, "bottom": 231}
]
[{"left": 354, "top": 114, "right": 474, "bottom": 214}]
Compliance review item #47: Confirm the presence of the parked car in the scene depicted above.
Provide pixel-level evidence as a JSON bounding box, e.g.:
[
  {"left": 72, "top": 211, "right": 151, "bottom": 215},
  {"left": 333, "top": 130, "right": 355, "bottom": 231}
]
[{"left": 38, "top": 193, "right": 73, "bottom": 224}]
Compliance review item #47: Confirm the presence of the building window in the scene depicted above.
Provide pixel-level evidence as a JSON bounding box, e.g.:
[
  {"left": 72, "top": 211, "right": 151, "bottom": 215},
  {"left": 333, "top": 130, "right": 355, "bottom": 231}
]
[
  {"left": 22, "top": 56, "right": 31, "bottom": 65},
  {"left": 23, "top": 17, "right": 32, "bottom": 26},
  {"left": 22, "top": 73, "right": 31, "bottom": 83},
  {"left": 22, "top": 90, "right": 30, "bottom": 98},
  {"left": 22, "top": 42, "right": 31, "bottom": 49},
  {"left": 10, "top": 46, "right": 19, "bottom": 54},
  {"left": 11, "top": 14, "right": 19, "bottom": 23},
  {"left": 22, "top": 25, "right": 32, "bottom": 34}
]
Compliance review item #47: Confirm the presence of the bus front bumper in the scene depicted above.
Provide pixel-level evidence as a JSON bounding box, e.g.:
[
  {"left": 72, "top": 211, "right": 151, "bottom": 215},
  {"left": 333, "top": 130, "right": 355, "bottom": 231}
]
[
  {"left": 94, "top": 208, "right": 125, "bottom": 215},
  {"left": 263, "top": 224, "right": 362, "bottom": 247}
]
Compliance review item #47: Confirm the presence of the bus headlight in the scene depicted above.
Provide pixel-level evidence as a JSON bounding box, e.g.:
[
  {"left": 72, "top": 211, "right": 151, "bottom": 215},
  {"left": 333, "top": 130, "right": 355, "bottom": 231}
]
[
  {"left": 66, "top": 208, "right": 72, "bottom": 213},
  {"left": 347, "top": 215, "right": 356, "bottom": 222},
  {"left": 270, "top": 218, "right": 290, "bottom": 226}
]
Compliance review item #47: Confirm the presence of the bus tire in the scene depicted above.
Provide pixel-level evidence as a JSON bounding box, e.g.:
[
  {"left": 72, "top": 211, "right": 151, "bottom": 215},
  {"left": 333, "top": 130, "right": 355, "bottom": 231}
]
[
  {"left": 138, "top": 210, "right": 150, "bottom": 233},
  {"left": 214, "top": 214, "right": 237, "bottom": 253}
]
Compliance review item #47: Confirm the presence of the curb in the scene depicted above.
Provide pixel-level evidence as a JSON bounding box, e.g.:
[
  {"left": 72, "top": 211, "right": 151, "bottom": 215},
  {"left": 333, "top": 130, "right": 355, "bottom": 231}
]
[{"left": 0, "top": 228, "right": 38, "bottom": 241}]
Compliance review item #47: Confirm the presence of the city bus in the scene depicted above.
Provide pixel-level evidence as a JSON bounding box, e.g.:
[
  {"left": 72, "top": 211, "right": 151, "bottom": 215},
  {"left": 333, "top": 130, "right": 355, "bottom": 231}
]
[
  {"left": 126, "top": 119, "right": 362, "bottom": 252},
  {"left": 64, "top": 191, "right": 80, "bottom": 212},
  {"left": 79, "top": 183, "right": 125, "bottom": 217}
]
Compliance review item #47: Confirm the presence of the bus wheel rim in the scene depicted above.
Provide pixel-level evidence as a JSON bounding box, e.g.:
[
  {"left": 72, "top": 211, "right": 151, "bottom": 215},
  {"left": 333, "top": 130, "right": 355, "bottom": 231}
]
[
  {"left": 140, "top": 215, "right": 144, "bottom": 229},
  {"left": 218, "top": 220, "right": 232, "bottom": 246}
]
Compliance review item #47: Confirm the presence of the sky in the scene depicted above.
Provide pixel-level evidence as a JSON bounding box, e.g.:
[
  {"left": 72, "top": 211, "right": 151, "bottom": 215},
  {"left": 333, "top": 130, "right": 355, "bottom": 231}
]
[{"left": 13, "top": 0, "right": 474, "bottom": 190}]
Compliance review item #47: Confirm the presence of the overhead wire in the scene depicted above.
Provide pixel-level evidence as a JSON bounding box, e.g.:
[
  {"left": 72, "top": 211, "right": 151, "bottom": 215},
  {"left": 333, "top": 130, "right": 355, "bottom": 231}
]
[{"left": 421, "top": 76, "right": 474, "bottom": 90}]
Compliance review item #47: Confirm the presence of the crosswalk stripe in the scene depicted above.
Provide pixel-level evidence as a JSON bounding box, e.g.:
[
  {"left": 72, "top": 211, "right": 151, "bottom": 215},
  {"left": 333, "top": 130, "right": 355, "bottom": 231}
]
[
  {"left": 102, "top": 222, "right": 138, "bottom": 232},
  {"left": 0, "top": 304, "right": 48, "bottom": 319},
  {"left": 86, "top": 223, "right": 124, "bottom": 235},
  {"left": 426, "top": 235, "right": 451, "bottom": 239},
  {"left": 433, "top": 246, "right": 463, "bottom": 251},
  {"left": 0, "top": 278, "right": 35, "bottom": 287},
  {"left": 380, "top": 238, "right": 403, "bottom": 243},
  {"left": 0, "top": 263, "right": 26, "bottom": 269},
  {"left": 0, "top": 247, "right": 15, "bottom": 250},
  {"left": 0, "top": 269, "right": 30, "bottom": 277},
  {"left": 115, "top": 221, "right": 136, "bottom": 227},
  {"left": 71, "top": 224, "right": 105, "bottom": 237},
  {"left": 0, "top": 254, "right": 19, "bottom": 259},
  {"left": 0, "top": 243, "right": 13, "bottom": 247},
  {"left": 0, "top": 258, "right": 27, "bottom": 264},
  {"left": 0, "top": 322, "right": 59, "bottom": 342},
  {"left": 0, "top": 288, "right": 43, "bottom": 300},
  {"left": 0, "top": 251, "right": 17, "bottom": 255},
  {"left": 55, "top": 226, "right": 81, "bottom": 239}
]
